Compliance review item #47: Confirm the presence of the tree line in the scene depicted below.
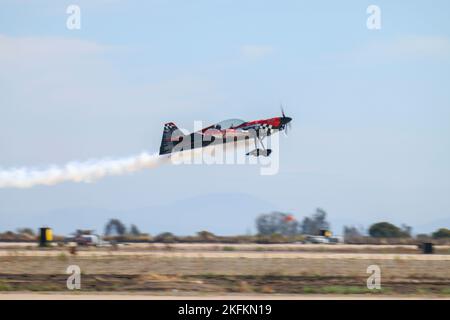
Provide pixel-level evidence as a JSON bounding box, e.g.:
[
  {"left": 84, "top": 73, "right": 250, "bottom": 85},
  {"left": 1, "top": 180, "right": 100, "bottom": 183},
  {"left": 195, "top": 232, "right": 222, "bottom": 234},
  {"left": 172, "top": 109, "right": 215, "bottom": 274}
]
[
  {"left": 95, "top": 212, "right": 450, "bottom": 239},
  {"left": 8, "top": 210, "right": 448, "bottom": 241},
  {"left": 255, "top": 208, "right": 450, "bottom": 239}
]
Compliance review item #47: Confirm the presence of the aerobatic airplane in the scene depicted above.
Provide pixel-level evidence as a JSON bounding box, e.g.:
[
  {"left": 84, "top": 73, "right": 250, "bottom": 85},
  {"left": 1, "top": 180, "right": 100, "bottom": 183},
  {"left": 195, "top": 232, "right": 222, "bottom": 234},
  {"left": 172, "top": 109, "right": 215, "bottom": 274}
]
[{"left": 159, "top": 107, "right": 292, "bottom": 157}]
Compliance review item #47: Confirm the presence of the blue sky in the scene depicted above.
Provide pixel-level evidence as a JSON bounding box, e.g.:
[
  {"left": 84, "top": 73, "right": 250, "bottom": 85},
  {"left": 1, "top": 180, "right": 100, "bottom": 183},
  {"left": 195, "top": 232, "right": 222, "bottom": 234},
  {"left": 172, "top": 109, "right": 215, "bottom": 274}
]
[{"left": 0, "top": 1, "right": 449, "bottom": 235}]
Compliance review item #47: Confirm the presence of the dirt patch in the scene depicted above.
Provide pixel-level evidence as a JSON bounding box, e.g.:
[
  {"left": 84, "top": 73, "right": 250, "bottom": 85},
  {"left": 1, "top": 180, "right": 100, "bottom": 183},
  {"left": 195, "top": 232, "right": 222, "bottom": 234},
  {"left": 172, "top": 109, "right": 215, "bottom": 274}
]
[
  {"left": 0, "top": 246, "right": 448, "bottom": 296},
  {"left": 0, "top": 274, "right": 449, "bottom": 295}
]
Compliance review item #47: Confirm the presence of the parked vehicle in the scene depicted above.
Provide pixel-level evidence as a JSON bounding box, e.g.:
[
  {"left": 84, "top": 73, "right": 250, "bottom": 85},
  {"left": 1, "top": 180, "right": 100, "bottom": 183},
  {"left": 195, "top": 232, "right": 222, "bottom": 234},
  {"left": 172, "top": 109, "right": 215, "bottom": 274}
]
[{"left": 64, "top": 234, "right": 109, "bottom": 246}]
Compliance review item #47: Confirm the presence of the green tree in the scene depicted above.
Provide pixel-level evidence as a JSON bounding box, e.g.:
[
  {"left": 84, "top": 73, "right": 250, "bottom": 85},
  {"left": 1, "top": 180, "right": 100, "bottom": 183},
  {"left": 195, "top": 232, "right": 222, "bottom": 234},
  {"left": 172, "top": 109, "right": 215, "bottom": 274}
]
[
  {"left": 154, "top": 232, "right": 177, "bottom": 243},
  {"left": 16, "top": 228, "right": 35, "bottom": 236},
  {"left": 300, "top": 208, "right": 330, "bottom": 235},
  {"left": 129, "top": 224, "right": 141, "bottom": 236},
  {"left": 75, "top": 229, "right": 93, "bottom": 236},
  {"left": 432, "top": 228, "right": 450, "bottom": 239},
  {"left": 197, "top": 230, "right": 217, "bottom": 241},
  {"left": 104, "top": 219, "right": 127, "bottom": 236},
  {"left": 343, "top": 225, "right": 364, "bottom": 238},
  {"left": 368, "top": 222, "right": 410, "bottom": 238},
  {"left": 256, "top": 212, "right": 298, "bottom": 236}
]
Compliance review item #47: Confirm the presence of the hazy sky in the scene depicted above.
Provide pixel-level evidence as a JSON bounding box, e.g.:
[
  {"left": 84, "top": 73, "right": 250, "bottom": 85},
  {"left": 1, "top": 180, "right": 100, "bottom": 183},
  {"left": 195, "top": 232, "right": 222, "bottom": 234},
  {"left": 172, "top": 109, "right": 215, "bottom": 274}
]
[{"left": 1, "top": 0, "right": 449, "bottom": 234}]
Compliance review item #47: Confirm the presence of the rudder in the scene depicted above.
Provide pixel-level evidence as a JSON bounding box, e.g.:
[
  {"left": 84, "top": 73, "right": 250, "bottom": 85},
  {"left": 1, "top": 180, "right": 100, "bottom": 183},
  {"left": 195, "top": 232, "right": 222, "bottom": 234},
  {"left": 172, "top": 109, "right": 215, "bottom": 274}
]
[{"left": 159, "top": 122, "right": 184, "bottom": 155}]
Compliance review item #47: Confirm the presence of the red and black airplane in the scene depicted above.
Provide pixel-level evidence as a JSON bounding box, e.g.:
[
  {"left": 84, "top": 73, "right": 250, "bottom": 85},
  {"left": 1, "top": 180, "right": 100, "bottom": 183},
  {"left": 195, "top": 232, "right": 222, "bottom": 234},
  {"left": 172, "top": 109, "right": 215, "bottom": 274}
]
[{"left": 159, "top": 108, "right": 292, "bottom": 157}]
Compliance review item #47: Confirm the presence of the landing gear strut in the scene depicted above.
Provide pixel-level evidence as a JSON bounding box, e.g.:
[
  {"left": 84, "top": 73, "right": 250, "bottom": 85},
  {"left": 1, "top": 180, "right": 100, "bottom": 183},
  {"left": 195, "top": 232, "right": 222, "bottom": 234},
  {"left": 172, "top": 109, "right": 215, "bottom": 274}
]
[{"left": 246, "top": 137, "right": 272, "bottom": 157}]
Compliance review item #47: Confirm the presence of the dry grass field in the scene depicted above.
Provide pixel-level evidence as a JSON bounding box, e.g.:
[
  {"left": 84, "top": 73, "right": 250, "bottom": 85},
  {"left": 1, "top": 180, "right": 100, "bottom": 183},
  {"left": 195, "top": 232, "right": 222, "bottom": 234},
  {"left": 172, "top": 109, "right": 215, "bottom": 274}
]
[{"left": 0, "top": 243, "right": 449, "bottom": 298}]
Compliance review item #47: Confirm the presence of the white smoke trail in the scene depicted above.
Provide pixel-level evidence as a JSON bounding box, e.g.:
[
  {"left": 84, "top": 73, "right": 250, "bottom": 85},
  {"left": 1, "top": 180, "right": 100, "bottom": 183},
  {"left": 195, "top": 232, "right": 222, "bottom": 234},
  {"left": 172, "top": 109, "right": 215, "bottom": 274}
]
[{"left": 0, "top": 152, "right": 169, "bottom": 189}]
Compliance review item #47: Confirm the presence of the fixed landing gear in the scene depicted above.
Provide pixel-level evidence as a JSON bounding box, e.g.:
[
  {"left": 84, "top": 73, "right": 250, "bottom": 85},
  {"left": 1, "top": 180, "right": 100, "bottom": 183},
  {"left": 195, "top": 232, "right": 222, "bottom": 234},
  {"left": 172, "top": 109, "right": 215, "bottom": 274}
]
[
  {"left": 246, "top": 148, "right": 272, "bottom": 157},
  {"left": 246, "top": 137, "right": 272, "bottom": 157}
]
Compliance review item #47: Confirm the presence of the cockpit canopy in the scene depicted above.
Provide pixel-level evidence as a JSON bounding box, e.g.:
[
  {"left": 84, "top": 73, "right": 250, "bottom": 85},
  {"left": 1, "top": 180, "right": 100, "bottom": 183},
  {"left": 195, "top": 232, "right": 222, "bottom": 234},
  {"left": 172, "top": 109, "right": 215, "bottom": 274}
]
[{"left": 213, "top": 118, "right": 245, "bottom": 130}]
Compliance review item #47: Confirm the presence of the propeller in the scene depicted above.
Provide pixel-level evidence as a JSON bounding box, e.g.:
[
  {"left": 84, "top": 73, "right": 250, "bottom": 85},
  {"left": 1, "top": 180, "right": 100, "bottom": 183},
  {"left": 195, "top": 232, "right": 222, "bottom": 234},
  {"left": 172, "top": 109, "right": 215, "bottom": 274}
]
[{"left": 280, "top": 104, "right": 292, "bottom": 136}]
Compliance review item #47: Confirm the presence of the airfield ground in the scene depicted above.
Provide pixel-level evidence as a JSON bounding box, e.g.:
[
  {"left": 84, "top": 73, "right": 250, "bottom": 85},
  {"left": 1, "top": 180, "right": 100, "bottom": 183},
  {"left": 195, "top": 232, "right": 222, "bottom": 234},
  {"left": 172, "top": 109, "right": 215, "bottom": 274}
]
[{"left": 0, "top": 243, "right": 449, "bottom": 298}]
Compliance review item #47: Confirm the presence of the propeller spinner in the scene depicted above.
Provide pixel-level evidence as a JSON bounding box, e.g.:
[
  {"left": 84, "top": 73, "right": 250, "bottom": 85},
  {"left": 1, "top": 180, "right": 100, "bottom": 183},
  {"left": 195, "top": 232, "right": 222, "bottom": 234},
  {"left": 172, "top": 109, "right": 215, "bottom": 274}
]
[{"left": 280, "top": 104, "right": 292, "bottom": 135}]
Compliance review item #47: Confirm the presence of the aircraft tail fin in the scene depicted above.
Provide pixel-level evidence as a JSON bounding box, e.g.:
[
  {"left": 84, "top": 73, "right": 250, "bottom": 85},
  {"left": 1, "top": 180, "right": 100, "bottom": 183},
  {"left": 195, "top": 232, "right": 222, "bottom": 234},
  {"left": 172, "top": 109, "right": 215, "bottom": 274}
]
[{"left": 159, "top": 122, "right": 185, "bottom": 155}]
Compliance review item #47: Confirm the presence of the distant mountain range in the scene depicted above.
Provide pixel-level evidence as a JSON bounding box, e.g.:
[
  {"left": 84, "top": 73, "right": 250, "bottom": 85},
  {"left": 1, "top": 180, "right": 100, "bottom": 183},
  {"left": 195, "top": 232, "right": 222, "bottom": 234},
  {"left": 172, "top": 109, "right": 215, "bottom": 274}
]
[
  {"left": 2, "top": 193, "right": 277, "bottom": 236},
  {"left": 1, "top": 192, "right": 447, "bottom": 236}
]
